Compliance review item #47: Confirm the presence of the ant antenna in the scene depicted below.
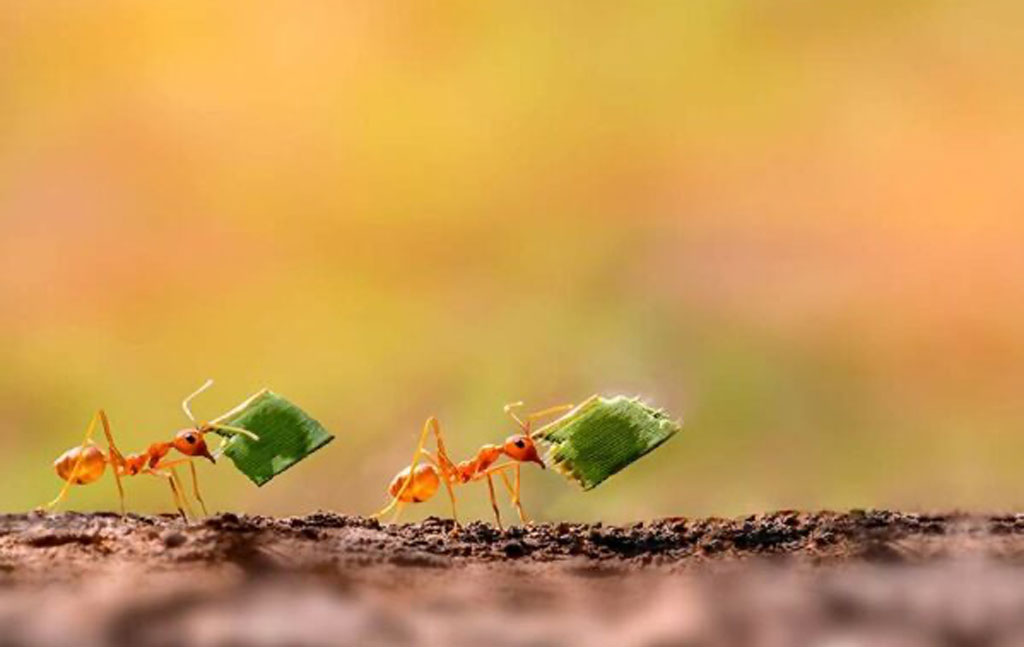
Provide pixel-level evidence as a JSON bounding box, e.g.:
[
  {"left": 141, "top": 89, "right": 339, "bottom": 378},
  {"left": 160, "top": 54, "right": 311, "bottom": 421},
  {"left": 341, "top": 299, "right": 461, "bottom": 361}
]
[
  {"left": 504, "top": 402, "right": 527, "bottom": 429},
  {"left": 182, "top": 379, "right": 215, "bottom": 425}
]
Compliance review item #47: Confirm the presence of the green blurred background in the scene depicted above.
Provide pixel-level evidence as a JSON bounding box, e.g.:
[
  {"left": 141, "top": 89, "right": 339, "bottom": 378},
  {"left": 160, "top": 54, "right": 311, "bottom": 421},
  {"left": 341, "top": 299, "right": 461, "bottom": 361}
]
[{"left": 3, "top": 1, "right": 1024, "bottom": 522}]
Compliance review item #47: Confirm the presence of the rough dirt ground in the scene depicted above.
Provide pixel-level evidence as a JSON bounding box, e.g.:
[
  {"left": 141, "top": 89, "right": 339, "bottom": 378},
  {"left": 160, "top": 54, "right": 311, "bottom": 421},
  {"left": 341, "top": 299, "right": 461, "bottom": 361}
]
[{"left": 4, "top": 510, "right": 1024, "bottom": 646}]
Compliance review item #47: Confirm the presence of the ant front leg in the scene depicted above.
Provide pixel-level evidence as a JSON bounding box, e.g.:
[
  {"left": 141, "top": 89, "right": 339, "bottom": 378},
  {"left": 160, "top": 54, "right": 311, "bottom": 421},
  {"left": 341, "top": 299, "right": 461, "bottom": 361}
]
[
  {"left": 145, "top": 469, "right": 189, "bottom": 521},
  {"left": 480, "top": 464, "right": 530, "bottom": 525},
  {"left": 504, "top": 402, "right": 575, "bottom": 434},
  {"left": 188, "top": 462, "right": 208, "bottom": 516},
  {"left": 168, "top": 466, "right": 196, "bottom": 519},
  {"left": 153, "top": 458, "right": 208, "bottom": 517},
  {"left": 510, "top": 464, "right": 529, "bottom": 524}
]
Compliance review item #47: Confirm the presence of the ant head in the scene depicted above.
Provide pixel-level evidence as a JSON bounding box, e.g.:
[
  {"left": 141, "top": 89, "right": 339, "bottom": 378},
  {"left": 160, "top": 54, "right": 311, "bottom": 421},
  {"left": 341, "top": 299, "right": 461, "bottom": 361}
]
[
  {"left": 173, "top": 428, "right": 215, "bottom": 463},
  {"left": 503, "top": 434, "right": 545, "bottom": 468}
]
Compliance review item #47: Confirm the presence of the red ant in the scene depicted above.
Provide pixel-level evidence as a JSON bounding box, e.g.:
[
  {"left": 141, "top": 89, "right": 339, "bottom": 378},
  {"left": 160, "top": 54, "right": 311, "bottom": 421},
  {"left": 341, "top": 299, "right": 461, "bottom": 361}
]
[
  {"left": 42, "top": 380, "right": 258, "bottom": 519},
  {"left": 373, "top": 401, "right": 575, "bottom": 529}
]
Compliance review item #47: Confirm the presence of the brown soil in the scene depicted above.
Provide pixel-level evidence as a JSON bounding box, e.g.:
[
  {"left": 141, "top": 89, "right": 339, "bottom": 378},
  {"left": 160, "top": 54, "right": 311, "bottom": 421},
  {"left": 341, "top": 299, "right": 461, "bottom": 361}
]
[{"left": 3, "top": 510, "right": 1024, "bottom": 646}]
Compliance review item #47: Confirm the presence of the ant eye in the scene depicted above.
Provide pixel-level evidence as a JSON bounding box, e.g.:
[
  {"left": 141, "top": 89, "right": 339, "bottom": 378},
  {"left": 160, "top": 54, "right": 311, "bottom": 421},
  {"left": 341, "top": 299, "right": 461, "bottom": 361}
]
[
  {"left": 185, "top": 434, "right": 196, "bottom": 444},
  {"left": 514, "top": 439, "right": 526, "bottom": 449}
]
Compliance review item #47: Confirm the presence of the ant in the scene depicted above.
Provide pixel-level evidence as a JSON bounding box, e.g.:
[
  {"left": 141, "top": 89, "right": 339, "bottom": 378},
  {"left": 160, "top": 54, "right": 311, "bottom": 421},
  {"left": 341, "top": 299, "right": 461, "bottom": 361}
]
[
  {"left": 373, "top": 401, "right": 575, "bottom": 529},
  {"left": 42, "top": 380, "right": 258, "bottom": 519}
]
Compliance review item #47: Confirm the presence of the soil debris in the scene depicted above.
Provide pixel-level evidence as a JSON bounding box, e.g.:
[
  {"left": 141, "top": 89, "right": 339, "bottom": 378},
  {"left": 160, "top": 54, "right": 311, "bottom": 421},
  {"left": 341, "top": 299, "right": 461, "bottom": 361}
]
[{"left": 2, "top": 511, "right": 1024, "bottom": 646}]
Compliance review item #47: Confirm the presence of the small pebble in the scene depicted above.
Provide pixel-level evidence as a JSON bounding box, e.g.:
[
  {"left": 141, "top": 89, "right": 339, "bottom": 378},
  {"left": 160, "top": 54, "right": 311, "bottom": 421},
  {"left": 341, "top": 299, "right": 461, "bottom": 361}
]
[
  {"left": 504, "top": 540, "right": 526, "bottom": 558},
  {"left": 162, "top": 531, "right": 187, "bottom": 548}
]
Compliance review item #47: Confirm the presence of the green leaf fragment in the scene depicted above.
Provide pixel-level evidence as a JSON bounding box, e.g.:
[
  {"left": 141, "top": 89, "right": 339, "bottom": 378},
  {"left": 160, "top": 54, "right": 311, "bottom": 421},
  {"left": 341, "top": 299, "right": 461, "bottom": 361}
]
[
  {"left": 536, "top": 395, "right": 680, "bottom": 490},
  {"left": 212, "top": 389, "right": 334, "bottom": 486}
]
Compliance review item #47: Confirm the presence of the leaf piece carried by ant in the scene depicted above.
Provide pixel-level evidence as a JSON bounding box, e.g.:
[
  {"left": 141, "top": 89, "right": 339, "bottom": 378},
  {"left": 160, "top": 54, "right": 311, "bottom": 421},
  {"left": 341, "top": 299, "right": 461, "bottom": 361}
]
[
  {"left": 535, "top": 395, "right": 680, "bottom": 491},
  {"left": 211, "top": 390, "right": 334, "bottom": 486}
]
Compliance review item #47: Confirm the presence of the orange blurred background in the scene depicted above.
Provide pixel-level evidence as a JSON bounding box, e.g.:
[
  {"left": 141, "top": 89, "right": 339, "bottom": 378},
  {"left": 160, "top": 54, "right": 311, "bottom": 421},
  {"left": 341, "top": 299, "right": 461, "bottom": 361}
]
[{"left": 3, "top": 1, "right": 1024, "bottom": 522}]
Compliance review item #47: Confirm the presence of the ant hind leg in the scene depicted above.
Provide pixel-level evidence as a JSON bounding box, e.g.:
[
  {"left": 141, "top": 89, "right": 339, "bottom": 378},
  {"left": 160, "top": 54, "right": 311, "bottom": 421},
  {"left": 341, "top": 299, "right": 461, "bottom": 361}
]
[
  {"left": 504, "top": 402, "right": 575, "bottom": 434},
  {"left": 42, "top": 411, "right": 103, "bottom": 511},
  {"left": 374, "top": 417, "right": 460, "bottom": 528},
  {"left": 373, "top": 417, "right": 437, "bottom": 519}
]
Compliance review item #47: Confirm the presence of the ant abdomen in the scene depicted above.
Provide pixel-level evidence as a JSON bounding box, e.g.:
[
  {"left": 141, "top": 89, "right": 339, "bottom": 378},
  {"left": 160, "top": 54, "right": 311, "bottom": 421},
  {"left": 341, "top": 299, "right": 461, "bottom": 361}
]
[
  {"left": 53, "top": 444, "right": 107, "bottom": 485},
  {"left": 388, "top": 463, "right": 440, "bottom": 503}
]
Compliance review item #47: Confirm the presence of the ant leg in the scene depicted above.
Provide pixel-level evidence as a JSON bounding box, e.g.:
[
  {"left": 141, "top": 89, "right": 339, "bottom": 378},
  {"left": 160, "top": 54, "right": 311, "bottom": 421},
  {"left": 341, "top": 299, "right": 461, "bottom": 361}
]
[
  {"left": 97, "top": 410, "right": 126, "bottom": 515},
  {"left": 43, "top": 482, "right": 76, "bottom": 512},
  {"left": 150, "top": 458, "right": 190, "bottom": 469},
  {"left": 151, "top": 457, "right": 206, "bottom": 517},
  {"left": 512, "top": 464, "right": 529, "bottom": 523},
  {"left": 496, "top": 469, "right": 514, "bottom": 495},
  {"left": 505, "top": 402, "right": 575, "bottom": 434},
  {"left": 188, "top": 461, "right": 209, "bottom": 516},
  {"left": 150, "top": 456, "right": 206, "bottom": 518},
  {"left": 390, "top": 502, "right": 407, "bottom": 524},
  {"left": 476, "top": 463, "right": 530, "bottom": 525},
  {"left": 97, "top": 410, "right": 125, "bottom": 464},
  {"left": 211, "top": 435, "right": 230, "bottom": 461},
  {"left": 168, "top": 475, "right": 187, "bottom": 521},
  {"left": 526, "top": 404, "right": 574, "bottom": 425},
  {"left": 416, "top": 449, "right": 460, "bottom": 531},
  {"left": 376, "top": 417, "right": 460, "bottom": 524},
  {"left": 378, "top": 450, "right": 439, "bottom": 527},
  {"left": 145, "top": 462, "right": 195, "bottom": 520},
  {"left": 147, "top": 470, "right": 188, "bottom": 521},
  {"left": 373, "top": 417, "right": 436, "bottom": 518},
  {"left": 494, "top": 468, "right": 529, "bottom": 524},
  {"left": 441, "top": 477, "right": 459, "bottom": 532},
  {"left": 525, "top": 403, "right": 575, "bottom": 437},
  {"left": 167, "top": 476, "right": 187, "bottom": 521},
  {"left": 414, "top": 449, "right": 460, "bottom": 527},
  {"left": 485, "top": 475, "right": 503, "bottom": 530},
  {"left": 210, "top": 424, "right": 260, "bottom": 442},
  {"left": 168, "top": 467, "right": 197, "bottom": 519},
  {"left": 43, "top": 411, "right": 102, "bottom": 511},
  {"left": 425, "top": 418, "right": 461, "bottom": 529},
  {"left": 110, "top": 465, "right": 126, "bottom": 516}
]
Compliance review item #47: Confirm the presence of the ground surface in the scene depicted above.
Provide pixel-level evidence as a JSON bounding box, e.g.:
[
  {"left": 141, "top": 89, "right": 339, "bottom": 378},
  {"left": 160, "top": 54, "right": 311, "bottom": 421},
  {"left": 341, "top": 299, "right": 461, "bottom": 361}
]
[{"left": 4, "top": 510, "right": 1024, "bottom": 646}]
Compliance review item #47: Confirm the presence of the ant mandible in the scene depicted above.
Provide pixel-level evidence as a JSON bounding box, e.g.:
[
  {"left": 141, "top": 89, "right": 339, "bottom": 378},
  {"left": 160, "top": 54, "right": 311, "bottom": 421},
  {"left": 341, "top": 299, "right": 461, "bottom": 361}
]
[
  {"left": 42, "top": 380, "right": 258, "bottom": 519},
  {"left": 373, "top": 401, "right": 575, "bottom": 529}
]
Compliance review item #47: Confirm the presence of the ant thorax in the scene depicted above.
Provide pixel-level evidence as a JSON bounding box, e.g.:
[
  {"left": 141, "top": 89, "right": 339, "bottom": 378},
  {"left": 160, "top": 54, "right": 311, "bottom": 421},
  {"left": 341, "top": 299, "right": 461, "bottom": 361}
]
[{"left": 454, "top": 445, "right": 503, "bottom": 482}]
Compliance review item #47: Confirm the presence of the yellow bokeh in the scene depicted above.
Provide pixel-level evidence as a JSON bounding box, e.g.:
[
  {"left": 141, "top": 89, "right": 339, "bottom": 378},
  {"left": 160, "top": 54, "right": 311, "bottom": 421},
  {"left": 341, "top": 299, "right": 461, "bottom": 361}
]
[{"left": 3, "top": 2, "right": 1024, "bottom": 521}]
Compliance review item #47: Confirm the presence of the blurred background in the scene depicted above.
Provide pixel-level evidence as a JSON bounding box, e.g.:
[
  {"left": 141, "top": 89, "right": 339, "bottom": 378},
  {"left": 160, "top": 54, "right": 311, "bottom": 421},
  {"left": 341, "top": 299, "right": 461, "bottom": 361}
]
[{"left": 2, "top": 1, "right": 1024, "bottom": 523}]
